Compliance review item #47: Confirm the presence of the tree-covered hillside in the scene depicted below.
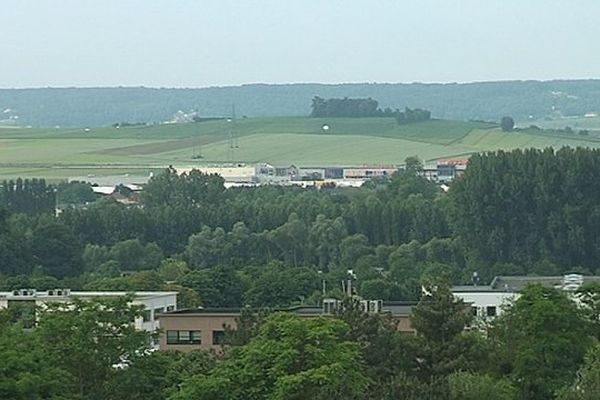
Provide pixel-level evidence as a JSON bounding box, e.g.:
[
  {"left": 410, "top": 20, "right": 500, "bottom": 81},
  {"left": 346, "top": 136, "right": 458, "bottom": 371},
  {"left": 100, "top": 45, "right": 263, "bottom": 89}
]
[{"left": 3, "top": 80, "right": 600, "bottom": 127}]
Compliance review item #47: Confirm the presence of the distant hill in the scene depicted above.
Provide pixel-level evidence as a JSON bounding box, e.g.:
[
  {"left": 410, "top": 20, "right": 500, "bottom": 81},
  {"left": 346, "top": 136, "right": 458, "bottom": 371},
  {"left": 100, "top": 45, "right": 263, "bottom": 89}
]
[{"left": 3, "top": 80, "right": 600, "bottom": 127}]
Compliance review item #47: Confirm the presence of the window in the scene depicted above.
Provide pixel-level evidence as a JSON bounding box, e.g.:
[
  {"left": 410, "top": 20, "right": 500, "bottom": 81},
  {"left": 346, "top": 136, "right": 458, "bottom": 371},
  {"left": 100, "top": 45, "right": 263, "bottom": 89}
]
[
  {"left": 486, "top": 306, "right": 497, "bottom": 317},
  {"left": 191, "top": 330, "right": 202, "bottom": 342},
  {"left": 471, "top": 306, "right": 478, "bottom": 317},
  {"left": 154, "top": 307, "right": 164, "bottom": 320},
  {"left": 142, "top": 309, "right": 151, "bottom": 322},
  {"left": 166, "top": 330, "right": 202, "bottom": 345},
  {"left": 166, "top": 330, "right": 178, "bottom": 344},
  {"left": 212, "top": 330, "right": 225, "bottom": 345}
]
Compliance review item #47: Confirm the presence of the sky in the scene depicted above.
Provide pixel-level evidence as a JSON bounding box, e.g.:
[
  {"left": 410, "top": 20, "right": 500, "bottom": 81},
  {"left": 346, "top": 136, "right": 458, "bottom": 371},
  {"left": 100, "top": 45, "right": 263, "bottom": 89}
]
[{"left": 1, "top": 0, "right": 599, "bottom": 88}]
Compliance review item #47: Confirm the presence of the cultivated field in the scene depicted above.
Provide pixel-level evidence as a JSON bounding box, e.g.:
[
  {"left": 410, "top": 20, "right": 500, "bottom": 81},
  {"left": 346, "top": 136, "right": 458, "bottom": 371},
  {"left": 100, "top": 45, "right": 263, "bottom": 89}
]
[{"left": 1, "top": 117, "right": 599, "bottom": 181}]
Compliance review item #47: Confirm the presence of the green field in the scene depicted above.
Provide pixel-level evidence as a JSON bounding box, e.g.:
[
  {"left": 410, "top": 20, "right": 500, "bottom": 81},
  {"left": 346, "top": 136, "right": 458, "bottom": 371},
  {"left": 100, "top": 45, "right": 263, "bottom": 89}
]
[{"left": 1, "top": 117, "right": 600, "bottom": 180}]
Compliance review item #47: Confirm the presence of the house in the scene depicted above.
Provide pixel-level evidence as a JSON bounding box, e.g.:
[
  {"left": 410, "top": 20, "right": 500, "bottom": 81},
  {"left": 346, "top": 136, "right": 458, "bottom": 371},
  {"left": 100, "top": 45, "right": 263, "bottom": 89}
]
[
  {"left": 452, "top": 274, "right": 600, "bottom": 318},
  {"left": 0, "top": 289, "right": 177, "bottom": 333},
  {"left": 158, "top": 299, "right": 416, "bottom": 352}
]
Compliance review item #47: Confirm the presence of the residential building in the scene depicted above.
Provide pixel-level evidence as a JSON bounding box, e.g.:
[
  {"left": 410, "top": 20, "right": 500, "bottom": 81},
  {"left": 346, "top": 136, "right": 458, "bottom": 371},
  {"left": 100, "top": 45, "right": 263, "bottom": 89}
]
[{"left": 158, "top": 300, "right": 416, "bottom": 352}]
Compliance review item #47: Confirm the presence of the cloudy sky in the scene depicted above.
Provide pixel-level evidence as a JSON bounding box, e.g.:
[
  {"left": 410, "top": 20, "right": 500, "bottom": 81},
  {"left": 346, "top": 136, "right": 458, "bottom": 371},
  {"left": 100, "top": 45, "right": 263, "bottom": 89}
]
[{"left": 1, "top": 0, "right": 599, "bottom": 88}]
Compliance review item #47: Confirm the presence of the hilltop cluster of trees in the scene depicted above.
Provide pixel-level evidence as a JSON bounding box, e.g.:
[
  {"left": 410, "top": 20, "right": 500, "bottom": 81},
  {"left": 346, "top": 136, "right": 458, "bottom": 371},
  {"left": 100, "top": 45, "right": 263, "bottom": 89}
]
[
  {"left": 395, "top": 107, "right": 432, "bottom": 124},
  {"left": 310, "top": 96, "right": 432, "bottom": 125},
  {"left": 310, "top": 96, "right": 384, "bottom": 118},
  {"left": 2, "top": 282, "right": 599, "bottom": 400}
]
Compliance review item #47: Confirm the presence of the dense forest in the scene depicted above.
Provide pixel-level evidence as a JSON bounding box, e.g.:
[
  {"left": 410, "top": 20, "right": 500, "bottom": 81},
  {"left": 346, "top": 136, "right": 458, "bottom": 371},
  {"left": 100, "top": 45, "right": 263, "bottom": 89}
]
[
  {"left": 3, "top": 80, "right": 600, "bottom": 126},
  {"left": 2, "top": 148, "right": 600, "bottom": 399}
]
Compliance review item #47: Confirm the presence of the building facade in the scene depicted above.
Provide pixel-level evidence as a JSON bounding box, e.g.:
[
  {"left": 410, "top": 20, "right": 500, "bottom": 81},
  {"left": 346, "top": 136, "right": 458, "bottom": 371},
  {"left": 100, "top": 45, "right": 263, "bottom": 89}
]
[{"left": 158, "top": 300, "right": 416, "bottom": 352}]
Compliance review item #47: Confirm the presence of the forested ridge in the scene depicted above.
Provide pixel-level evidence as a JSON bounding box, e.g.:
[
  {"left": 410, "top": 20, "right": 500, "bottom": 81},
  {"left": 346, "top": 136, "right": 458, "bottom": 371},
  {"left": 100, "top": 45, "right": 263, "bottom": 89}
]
[
  {"left": 3, "top": 80, "right": 600, "bottom": 126},
  {"left": 2, "top": 148, "right": 600, "bottom": 398}
]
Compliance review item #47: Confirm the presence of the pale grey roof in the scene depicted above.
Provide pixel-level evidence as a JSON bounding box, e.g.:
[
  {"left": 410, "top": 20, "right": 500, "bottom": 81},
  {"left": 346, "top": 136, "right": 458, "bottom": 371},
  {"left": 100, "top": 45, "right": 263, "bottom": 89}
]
[{"left": 452, "top": 275, "right": 600, "bottom": 293}]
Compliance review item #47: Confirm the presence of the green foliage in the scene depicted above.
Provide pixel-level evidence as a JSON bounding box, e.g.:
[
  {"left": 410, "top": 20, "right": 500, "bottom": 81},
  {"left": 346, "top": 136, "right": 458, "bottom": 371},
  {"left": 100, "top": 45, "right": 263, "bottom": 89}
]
[
  {"left": 0, "top": 315, "right": 69, "bottom": 400},
  {"left": 30, "top": 216, "right": 83, "bottom": 278},
  {"left": 142, "top": 167, "right": 225, "bottom": 208},
  {"left": 577, "top": 282, "right": 600, "bottom": 339},
  {"left": 395, "top": 107, "right": 432, "bottom": 125},
  {"left": 172, "top": 313, "right": 370, "bottom": 400},
  {"left": 491, "top": 285, "right": 593, "bottom": 400},
  {"left": 0, "top": 297, "right": 159, "bottom": 400},
  {"left": 36, "top": 297, "right": 153, "bottom": 399},
  {"left": 410, "top": 284, "right": 478, "bottom": 377},
  {"left": 109, "top": 239, "right": 163, "bottom": 271},
  {"left": 501, "top": 116, "right": 515, "bottom": 131},
  {"left": 0, "top": 178, "right": 55, "bottom": 215},
  {"left": 242, "top": 263, "right": 320, "bottom": 307},
  {"left": 450, "top": 148, "right": 600, "bottom": 275},
  {"left": 310, "top": 96, "right": 382, "bottom": 118},
  {"left": 558, "top": 344, "right": 600, "bottom": 400},
  {"left": 449, "top": 372, "right": 517, "bottom": 400},
  {"left": 56, "top": 181, "right": 96, "bottom": 205},
  {"left": 178, "top": 265, "right": 244, "bottom": 307}
]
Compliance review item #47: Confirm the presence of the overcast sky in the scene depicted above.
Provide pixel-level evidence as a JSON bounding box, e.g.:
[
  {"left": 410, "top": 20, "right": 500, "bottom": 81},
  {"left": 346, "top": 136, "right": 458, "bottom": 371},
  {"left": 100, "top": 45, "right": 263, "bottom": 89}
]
[{"left": 1, "top": 0, "right": 599, "bottom": 88}]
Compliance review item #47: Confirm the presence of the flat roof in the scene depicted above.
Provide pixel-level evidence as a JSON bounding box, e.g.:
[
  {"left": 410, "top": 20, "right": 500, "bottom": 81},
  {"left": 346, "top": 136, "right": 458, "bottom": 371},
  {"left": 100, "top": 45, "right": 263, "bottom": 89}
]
[
  {"left": 0, "top": 291, "right": 178, "bottom": 301},
  {"left": 160, "top": 302, "right": 416, "bottom": 317},
  {"left": 453, "top": 275, "right": 600, "bottom": 293}
]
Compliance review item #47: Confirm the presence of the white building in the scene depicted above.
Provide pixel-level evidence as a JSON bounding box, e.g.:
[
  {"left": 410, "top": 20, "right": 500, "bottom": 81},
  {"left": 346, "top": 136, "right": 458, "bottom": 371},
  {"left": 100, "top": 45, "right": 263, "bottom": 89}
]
[
  {"left": 0, "top": 289, "right": 177, "bottom": 333},
  {"left": 452, "top": 274, "right": 600, "bottom": 319}
]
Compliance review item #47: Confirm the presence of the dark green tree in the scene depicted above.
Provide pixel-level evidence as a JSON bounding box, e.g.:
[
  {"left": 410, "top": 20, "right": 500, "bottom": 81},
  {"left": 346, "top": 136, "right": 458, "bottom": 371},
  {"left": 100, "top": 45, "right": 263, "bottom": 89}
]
[
  {"left": 500, "top": 116, "right": 515, "bottom": 131},
  {"left": 491, "top": 285, "right": 593, "bottom": 400}
]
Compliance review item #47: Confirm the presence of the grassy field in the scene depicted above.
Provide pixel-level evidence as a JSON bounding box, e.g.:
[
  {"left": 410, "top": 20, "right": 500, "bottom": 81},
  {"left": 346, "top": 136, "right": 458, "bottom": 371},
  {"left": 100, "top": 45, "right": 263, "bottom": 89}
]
[
  {"left": 530, "top": 116, "right": 600, "bottom": 131},
  {"left": 1, "top": 117, "right": 600, "bottom": 180}
]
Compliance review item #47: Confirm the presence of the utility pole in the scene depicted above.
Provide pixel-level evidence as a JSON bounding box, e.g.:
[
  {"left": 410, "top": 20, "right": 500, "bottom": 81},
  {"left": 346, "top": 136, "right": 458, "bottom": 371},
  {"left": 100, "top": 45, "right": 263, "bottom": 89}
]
[
  {"left": 226, "top": 103, "right": 238, "bottom": 163},
  {"left": 232, "top": 104, "right": 239, "bottom": 148}
]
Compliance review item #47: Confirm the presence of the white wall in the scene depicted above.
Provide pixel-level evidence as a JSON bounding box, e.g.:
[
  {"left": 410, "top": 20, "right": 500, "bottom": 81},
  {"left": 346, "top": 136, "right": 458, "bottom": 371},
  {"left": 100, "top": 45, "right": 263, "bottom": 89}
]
[{"left": 454, "top": 291, "right": 518, "bottom": 318}]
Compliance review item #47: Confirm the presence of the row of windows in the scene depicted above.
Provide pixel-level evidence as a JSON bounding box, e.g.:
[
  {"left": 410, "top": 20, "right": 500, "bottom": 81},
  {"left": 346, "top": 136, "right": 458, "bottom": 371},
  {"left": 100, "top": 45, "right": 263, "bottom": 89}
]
[
  {"left": 166, "top": 330, "right": 225, "bottom": 345},
  {"left": 471, "top": 306, "right": 497, "bottom": 317}
]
